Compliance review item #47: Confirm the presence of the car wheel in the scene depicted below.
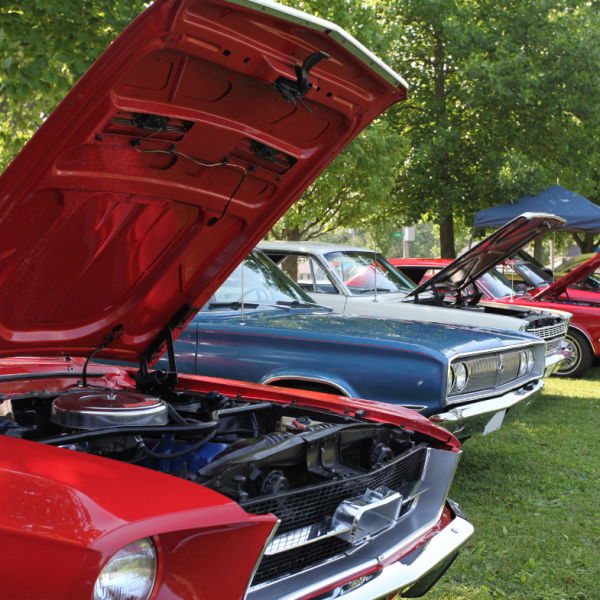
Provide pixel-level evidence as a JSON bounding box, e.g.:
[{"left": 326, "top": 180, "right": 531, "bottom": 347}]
[{"left": 556, "top": 329, "right": 594, "bottom": 378}]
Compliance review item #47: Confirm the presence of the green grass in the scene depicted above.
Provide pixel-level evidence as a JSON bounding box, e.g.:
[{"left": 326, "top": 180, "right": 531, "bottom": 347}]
[{"left": 428, "top": 367, "right": 600, "bottom": 600}]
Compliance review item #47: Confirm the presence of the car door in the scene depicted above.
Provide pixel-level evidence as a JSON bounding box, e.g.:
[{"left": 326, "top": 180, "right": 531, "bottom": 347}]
[{"left": 271, "top": 253, "right": 348, "bottom": 312}]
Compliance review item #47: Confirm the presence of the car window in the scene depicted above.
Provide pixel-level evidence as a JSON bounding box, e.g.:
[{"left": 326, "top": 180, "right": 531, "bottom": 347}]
[
  {"left": 275, "top": 254, "right": 339, "bottom": 294},
  {"left": 201, "top": 251, "right": 315, "bottom": 311},
  {"left": 324, "top": 251, "right": 414, "bottom": 295},
  {"left": 515, "top": 263, "right": 550, "bottom": 287},
  {"left": 477, "top": 270, "right": 519, "bottom": 298}
]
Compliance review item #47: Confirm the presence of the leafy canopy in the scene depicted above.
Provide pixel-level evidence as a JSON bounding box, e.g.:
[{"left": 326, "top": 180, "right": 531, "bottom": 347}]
[{"left": 0, "top": 1, "right": 148, "bottom": 170}]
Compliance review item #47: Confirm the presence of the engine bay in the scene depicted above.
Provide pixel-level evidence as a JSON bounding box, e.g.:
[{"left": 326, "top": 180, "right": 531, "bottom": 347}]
[{"left": 0, "top": 383, "right": 420, "bottom": 505}]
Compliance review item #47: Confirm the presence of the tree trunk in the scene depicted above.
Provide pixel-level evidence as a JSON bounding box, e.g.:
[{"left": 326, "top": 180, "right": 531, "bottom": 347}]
[
  {"left": 432, "top": 32, "right": 455, "bottom": 260},
  {"left": 440, "top": 213, "right": 456, "bottom": 258},
  {"left": 533, "top": 236, "right": 544, "bottom": 263},
  {"left": 571, "top": 232, "right": 599, "bottom": 254},
  {"left": 283, "top": 226, "right": 302, "bottom": 242},
  {"left": 281, "top": 226, "right": 302, "bottom": 281}
]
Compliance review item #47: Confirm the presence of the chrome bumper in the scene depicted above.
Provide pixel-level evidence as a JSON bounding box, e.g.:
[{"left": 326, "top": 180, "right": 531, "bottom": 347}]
[
  {"left": 430, "top": 378, "right": 544, "bottom": 439},
  {"left": 319, "top": 513, "right": 473, "bottom": 599},
  {"left": 544, "top": 344, "right": 571, "bottom": 377}
]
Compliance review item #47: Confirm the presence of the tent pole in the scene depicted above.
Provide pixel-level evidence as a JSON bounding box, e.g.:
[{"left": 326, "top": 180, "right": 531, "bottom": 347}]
[
  {"left": 550, "top": 233, "right": 555, "bottom": 280},
  {"left": 469, "top": 226, "right": 475, "bottom": 249}
]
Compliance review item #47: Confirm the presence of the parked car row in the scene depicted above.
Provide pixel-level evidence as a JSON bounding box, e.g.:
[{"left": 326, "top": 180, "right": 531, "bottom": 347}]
[
  {"left": 392, "top": 246, "right": 600, "bottom": 378},
  {"left": 0, "top": 0, "right": 585, "bottom": 598}
]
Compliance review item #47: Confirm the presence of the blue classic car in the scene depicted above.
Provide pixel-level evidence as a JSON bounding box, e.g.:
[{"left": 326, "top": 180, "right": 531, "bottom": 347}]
[{"left": 159, "top": 250, "right": 547, "bottom": 440}]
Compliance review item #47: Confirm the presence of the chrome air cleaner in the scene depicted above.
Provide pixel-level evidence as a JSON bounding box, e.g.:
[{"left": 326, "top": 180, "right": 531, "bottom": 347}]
[{"left": 50, "top": 390, "right": 168, "bottom": 429}]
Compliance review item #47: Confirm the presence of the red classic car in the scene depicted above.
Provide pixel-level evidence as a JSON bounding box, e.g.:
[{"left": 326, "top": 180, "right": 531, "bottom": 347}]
[
  {"left": 500, "top": 254, "right": 600, "bottom": 304},
  {"left": 392, "top": 225, "right": 600, "bottom": 378},
  {"left": 0, "top": 0, "right": 472, "bottom": 599}
]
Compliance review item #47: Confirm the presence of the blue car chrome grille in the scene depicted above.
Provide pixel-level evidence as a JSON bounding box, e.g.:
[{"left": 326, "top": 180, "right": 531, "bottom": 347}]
[{"left": 449, "top": 349, "right": 531, "bottom": 397}]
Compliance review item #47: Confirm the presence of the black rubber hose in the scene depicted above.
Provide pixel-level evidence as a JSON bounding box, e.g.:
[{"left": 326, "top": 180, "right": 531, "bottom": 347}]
[
  {"left": 138, "top": 429, "right": 218, "bottom": 460},
  {"left": 38, "top": 420, "right": 218, "bottom": 446},
  {"left": 167, "top": 403, "right": 189, "bottom": 425}
]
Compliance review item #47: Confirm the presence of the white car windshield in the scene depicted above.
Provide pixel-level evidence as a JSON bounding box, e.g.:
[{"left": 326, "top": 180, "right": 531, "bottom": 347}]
[
  {"left": 201, "top": 251, "right": 316, "bottom": 311},
  {"left": 477, "top": 269, "right": 521, "bottom": 299},
  {"left": 324, "top": 251, "right": 415, "bottom": 295}
]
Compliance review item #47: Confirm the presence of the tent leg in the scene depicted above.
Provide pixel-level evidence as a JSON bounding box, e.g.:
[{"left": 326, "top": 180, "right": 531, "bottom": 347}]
[{"left": 469, "top": 226, "right": 475, "bottom": 249}]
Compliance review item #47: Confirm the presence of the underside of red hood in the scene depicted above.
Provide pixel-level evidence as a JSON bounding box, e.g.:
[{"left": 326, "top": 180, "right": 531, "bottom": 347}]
[
  {"left": 407, "top": 213, "right": 566, "bottom": 298},
  {"left": 0, "top": 0, "right": 405, "bottom": 364},
  {"left": 533, "top": 251, "right": 600, "bottom": 300}
]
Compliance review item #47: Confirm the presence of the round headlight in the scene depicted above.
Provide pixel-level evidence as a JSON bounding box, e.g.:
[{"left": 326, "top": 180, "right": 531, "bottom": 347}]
[
  {"left": 527, "top": 348, "right": 535, "bottom": 373},
  {"left": 94, "top": 538, "right": 157, "bottom": 600},
  {"left": 518, "top": 351, "right": 528, "bottom": 377},
  {"left": 454, "top": 363, "right": 468, "bottom": 392},
  {"left": 447, "top": 368, "right": 455, "bottom": 394}
]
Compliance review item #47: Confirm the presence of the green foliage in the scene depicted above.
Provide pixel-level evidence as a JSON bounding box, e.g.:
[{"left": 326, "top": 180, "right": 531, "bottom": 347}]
[
  {"left": 0, "top": 0, "right": 148, "bottom": 170},
  {"left": 387, "top": 0, "right": 600, "bottom": 253},
  {"left": 270, "top": 0, "right": 408, "bottom": 241},
  {"left": 270, "top": 118, "right": 407, "bottom": 240}
]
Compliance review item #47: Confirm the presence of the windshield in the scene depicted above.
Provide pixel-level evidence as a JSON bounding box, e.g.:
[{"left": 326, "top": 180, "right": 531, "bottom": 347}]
[
  {"left": 324, "top": 251, "right": 415, "bottom": 295},
  {"left": 514, "top": 262, "right": 551, "bottom": 288},
  {"left": 200, "top": 250, "right": 316, "bottom": 311},
  {"left": 477, "top": 269, "right": 520, "bottom": 299}
]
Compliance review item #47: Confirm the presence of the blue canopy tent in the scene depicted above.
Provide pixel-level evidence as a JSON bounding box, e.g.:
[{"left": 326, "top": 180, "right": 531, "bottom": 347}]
[{"left": 474, "top": 185, "right": 600, "bottom": 232}]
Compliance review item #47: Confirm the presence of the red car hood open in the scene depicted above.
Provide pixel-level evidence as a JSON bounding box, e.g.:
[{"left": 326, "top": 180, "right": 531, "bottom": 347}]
[
  {"left": 0, "top": 0, "right": 405, "bottom": 365},
  {"left": 533, "top": 252, "right": 600, "bottom": 300},
  {"left": 407, "top": 213, "right": 566, "bottom": 297}
]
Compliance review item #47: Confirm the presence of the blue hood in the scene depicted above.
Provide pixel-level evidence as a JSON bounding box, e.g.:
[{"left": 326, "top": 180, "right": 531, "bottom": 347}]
[{"left": 194, "top": 309, "right": 538, "bottom": 359}]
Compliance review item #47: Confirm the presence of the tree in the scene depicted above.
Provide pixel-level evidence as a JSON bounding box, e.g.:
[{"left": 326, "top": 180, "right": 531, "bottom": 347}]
[
  {"left": 384, "top": 0, "right": 600, "bottom": 257},
  {"left": 0, "top": 1, "right": 148, "bottom": 171},
  {"left": 270, "top": 119, "right": 407, "bottom": 241},
  {"left": 268, "top": 0, "right": 408, "bottom": 242}
]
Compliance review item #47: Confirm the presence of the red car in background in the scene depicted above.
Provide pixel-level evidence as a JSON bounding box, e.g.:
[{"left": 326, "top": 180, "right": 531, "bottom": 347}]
[
  {"left": 500, "top": 255, "right": 600, "bottom": 304},
  {"left": 392, "top": 251, "right": 600, "bottom": 378}
]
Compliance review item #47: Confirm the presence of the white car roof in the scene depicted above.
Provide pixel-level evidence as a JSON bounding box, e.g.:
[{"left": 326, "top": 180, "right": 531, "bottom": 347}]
[{"left": 257, "top": 240, "right": 374, "bottom": 255}]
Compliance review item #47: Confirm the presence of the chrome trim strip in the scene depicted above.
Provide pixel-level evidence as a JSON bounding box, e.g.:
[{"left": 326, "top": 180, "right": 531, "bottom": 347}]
[
  {"left": 448, "top": 340, "right": 545, "bottom": 359},
  {"left": 223, "top": 0, "right": 408, "bottom": 88},
  {"left": 376, "top": 449, "right": 460, "bottom": 564},
  {"left": 244, "top": 520, "right": 280, "bottom": 599},
  {"left": 261, "top": 375, "right": 352, "bottom": 397}
]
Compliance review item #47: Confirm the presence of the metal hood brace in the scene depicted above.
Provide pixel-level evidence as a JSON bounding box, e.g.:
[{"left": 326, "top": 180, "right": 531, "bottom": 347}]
[{"left": 0, "top": 0, "right": 406, "bottom": 365}]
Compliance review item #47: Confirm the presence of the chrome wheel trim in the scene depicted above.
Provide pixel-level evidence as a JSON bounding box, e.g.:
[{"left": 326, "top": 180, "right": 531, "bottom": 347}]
[{"left": 560, "top": 336, "right": 581, "bottom": 373}]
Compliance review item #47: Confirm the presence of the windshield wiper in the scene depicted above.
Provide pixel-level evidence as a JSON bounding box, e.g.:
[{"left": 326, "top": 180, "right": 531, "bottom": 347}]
[
  {"left": 276, "top": 300, "right": 318, "bottom": 308},
  {"left": 208, "top": 302, "right": 259, "bottom": 310},
  {"left": 359, "top": 287, "right": 391, "bottom": 294}
]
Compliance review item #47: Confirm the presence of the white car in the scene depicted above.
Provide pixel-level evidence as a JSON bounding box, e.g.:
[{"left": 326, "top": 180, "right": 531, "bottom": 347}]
[{"left": 259, "top": 214, "right": 572, "bottom": 376}]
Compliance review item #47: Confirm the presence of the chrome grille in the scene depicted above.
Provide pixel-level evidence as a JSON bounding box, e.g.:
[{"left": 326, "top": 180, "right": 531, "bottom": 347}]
[
  {"left": 448, "top": 346, "right": 538, "bottom": 399},
  {"left": 498, "top": 351, "right": 521, "bottom": 386},
  {"left": 528, "top": 323, "right": 566, "bottom": 340},
  {"left": 244, "top": 445, "right": 427, "bottom": 586},
  {"left": 546, "top": 340, "right": 562, "bottom": 355},
  {"left": 460, "top": 355, "right": 497, "bottom": 393}
]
